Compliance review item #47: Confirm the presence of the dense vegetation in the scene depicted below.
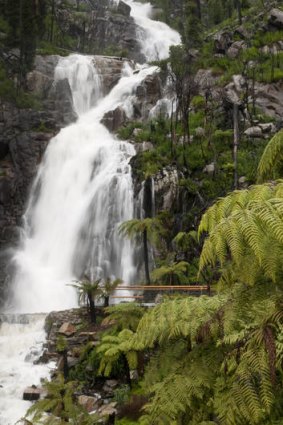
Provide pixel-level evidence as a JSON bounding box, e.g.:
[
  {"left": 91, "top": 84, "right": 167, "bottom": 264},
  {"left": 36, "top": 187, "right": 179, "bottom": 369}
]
[{"left": 2, "top": 0, "right": 283, "bottom": 424}]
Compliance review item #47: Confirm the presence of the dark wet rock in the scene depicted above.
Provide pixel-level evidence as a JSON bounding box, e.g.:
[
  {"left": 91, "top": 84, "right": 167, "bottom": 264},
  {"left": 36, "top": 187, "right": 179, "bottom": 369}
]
[
  {"left": 101, "top": 107, "right": 127, "bottom": 132},
  {"left": 23, "top": 386, "right": 43, "bottom": 401},
  {"left": 213, "top": 30, "right": 233, "bottom": 54},
  {"left": 117, "top": 1, "right": 131, "bottom": 17}
]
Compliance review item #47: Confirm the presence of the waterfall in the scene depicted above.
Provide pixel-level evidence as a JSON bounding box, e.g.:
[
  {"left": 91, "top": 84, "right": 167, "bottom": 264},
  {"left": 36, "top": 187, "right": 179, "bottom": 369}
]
[
  {"left": 0, "top": 1, "right": 181, "bottom": 423},
  {"left": 123, "top": 0, "right": 181, "bottom": 61},
  {"left": 9, "top": 58, "right": 158, "bottom": 314}
]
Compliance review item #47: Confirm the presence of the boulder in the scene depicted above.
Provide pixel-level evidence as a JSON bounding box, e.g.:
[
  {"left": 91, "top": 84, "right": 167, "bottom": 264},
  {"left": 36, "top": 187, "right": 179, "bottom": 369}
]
[
  {"left": 23, "top": 386, "right": 43, "bottom": 401},
  {"left": 244, "top": 126, "right": 263, "bottom": 138},
  {"left": 255, "top": 81, "right": 283, "bottom": 120},
  {"left": 58, "top": 322, "right": 76, "bottom": 336},
  {"left": 203, "top": 162, "right": 215, "bottom": 174},
  {"left": 26, "top": 70, "right": 53, "bottom": 97},
  {"left": 105, "top": 379, "right": 119, "bottom": 389},
  {"left": 134, "top": 141, "right": 154, "bottom": 153},
  {"left": 268, "top": 8, "right": 283, "bottom": 29},
  {"left": 99, "top": 402, "right": 117, "bottom": 417},
  {"left": 238, "top": 176, "right": 247, "bottom": 184},
  {"left": 153, "top": 166, "right": 180, "bottom": 211},
  {"left": 258, "top": 122, "right": 276, "bottom": 134},
  {"left": 101, "top": 106, "right": 127, "bottom": 132},
  {"left": 227, "top": 41, "right": 247, "bottom": 59},
  {"left": 213, "top": 30, "right": 232, "bottom": 54},
  {"left": 79, "top": 331, "right": 97, "bottom": 340},
  {"left": 78, "top": 395, "right": 101, "bottom": 413},
  {"left": 133, "top": 73, "right": 162, "bottom": 119},
  {"left": 117, "top": 1, "right": 131, "bottom": 17},
  {"left": 102, "top": 379, "right": 119, "bottom": 395},
  {"left": 234, "top": 25, "right": 250, "bottom": 39}
]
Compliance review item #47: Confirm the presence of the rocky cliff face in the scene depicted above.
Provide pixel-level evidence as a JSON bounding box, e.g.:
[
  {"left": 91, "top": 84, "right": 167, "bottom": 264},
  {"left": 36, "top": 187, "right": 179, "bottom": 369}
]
[{"left": 52, "top": 0, "right": 144, "bottom": 62}]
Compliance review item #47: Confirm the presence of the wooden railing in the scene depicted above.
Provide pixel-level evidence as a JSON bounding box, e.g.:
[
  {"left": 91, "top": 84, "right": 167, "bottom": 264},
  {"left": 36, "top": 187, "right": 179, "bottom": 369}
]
[
  {"left": 115, "top": 285, "right": 209, "bottom": 291},
  {"left": 110, "top": 285, "right": 210, "bottom": 301}
]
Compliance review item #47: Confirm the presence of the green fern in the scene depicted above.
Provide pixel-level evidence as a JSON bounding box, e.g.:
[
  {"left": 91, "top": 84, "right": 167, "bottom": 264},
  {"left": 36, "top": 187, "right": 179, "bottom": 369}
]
[{"left": 258, "top": 130, "right": 283, "bottom": 182}]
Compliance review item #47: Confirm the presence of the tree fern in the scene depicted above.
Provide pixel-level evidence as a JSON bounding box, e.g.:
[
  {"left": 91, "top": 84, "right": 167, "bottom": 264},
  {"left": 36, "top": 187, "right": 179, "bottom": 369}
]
[
  {"left": 198, "top": 189, "right": 283, "bottom": 285},
  {"left": 258, "top": 130, "right": 283, "bottom": 182},
  {"left": 102, "top": 303, "right": 145, "bottom": 332}
]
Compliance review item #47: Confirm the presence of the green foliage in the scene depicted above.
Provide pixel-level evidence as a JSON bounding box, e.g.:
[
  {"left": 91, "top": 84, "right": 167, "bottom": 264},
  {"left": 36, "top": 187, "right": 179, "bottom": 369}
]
[
  {"left": 56, "top": 335, "right": 67, "bottom": 353},
  {"left": 198, "top": 180, "right": 283, "bottom": 285},
  {"left": 70, "top": 279, "right": 101, "bottom": 306},
  {"left": 115, "top": 419, "right": 139, "bottom": 425},
  {"left": 151, "top": 261, "right": 190, "bottom": 284},
  {"left": 119, "top": 218, "right": 163, "bottom": 247},
  {"left": 0, "top": 63, "right": 41, "bottom": 108},
  {"left": 125, "top": 283, "right": 283, "bottom": 424},
  {"left": 97, "top": 329, "right": 137, "bottom": 377},
  {"left": 103, "top": 303, "right": 145, "bottom": 332},
  {"left": 26, "top": 374, "right": 97, "bottom": 424},
  {"left": 114, "top": 384, "right": 131, "bottom": 405},
  {"left": 258, "top": 130, "right": 283, "bottom": 182},
  {"left": 68, "top": 343, "right": 100, "bottom": 385}
]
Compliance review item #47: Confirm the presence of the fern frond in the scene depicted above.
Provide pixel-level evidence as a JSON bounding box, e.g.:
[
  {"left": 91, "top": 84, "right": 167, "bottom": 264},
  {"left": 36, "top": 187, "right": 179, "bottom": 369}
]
[{"left": 258, "top": 130, "right": 283, "bottom": 182}]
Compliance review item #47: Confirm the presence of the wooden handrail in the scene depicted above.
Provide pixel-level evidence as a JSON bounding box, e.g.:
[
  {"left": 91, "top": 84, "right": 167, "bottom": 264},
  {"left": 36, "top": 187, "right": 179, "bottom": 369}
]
[
  {"left": 111, "top": 295, "right": 144, "bottom": 299},
  {"left": 115, "top": 285, "right": 208, "bottom": 291}
]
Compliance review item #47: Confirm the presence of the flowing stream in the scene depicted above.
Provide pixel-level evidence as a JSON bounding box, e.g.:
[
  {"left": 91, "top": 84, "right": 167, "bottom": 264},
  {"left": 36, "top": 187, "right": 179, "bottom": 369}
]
[{"left": 0, "top": 2, "right": 180, "bottom": 423}]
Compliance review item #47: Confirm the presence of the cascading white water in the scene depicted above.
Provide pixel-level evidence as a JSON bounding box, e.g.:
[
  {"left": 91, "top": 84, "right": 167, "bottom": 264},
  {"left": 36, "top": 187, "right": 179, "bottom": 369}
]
[
  {"left": 123, "top": 0, "right": 181, "bottom": 61},
  {"left": 10, "top": 58, "right": 158, "bottom": 314},
  {"left": 0, "top": 315, "right": 55, "bottom": 425},
  {"left": 0, "top": 2, "right": 182, "bottom": 423}
]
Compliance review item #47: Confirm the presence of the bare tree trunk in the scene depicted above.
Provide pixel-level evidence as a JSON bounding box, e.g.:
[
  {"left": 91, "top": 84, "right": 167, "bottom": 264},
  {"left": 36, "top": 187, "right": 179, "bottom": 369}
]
[
  {"left": 195, "top": 0, "right": 201, "bottom": 20},
  {"left": 50, "top": 0, "right": 55, "bottom": 43},
  {"left": 143, "top": 229, "right": 151, "bottom": 285},
  {"left": 104, "top": 296, "right": 110, "bottom": 307},
  {"left": 233, "top": 104, "right": 240, "bottom": 189},
  {"left": 236, "top": 0, "right": 242, "bottom": 25},
  {"left": 88, "top": 292, "right": 96, "bottom": 323},
  {"left": 170, "top": 99, "right": 175, "bottom": 158}
]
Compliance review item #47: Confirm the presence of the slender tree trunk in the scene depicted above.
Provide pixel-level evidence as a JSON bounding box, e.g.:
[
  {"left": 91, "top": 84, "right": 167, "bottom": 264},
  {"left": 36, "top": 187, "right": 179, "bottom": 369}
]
[
  {"left": 236, "top": 0, "right": 242, "bottom": 25},
  {"left": 104, "top": 296, "right": 109, "bottom": 307},
  {"left": 252, "top": 67, "right": 256, "bottom": 117},
  {"left": 170, "top": 99, "right": 175, "bottom": 158},
  {"left": 122, "top": 354, "right": 132, "bottom": 388},
  {"left": 107, "top": 413, "right": 116, "bottom": 425},
  {"left": 233, "top": 104, "right": 240, "bottom": 189},
  {"left": 143, "top": 229, "right": 151, "bottom": 285},
  {"left": 195, "top": 0, "right": 201, "bottom": 20},
  {"left": 18, "top": 0, "right": 24, "bottom": 91},
  {"left": 62, "top": 350, "right": 69, "bottom": 381},
  {"left": 88, "top": 292, "right": 96, "bottom": 323},
  {"left": 50, "top": 0, "right": 55, "bottom": 43}
]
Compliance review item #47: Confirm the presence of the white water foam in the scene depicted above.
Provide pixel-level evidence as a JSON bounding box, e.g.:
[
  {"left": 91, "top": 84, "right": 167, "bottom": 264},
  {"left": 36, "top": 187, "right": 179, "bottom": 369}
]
[
  {"left": 0, "top": 315, "right": 55, "bottom": 425},
  {"left": 123, "top": 0, "right": 181, "bottom": 61},
  {"left": 10, "top": 59, "right": 158, "bottom": 314}
]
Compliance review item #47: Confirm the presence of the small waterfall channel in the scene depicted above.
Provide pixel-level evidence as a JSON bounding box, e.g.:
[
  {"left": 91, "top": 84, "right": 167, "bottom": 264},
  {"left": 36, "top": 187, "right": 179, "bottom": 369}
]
[{"left": 0, "top": 2, "right": 181, "bottom": 423}]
